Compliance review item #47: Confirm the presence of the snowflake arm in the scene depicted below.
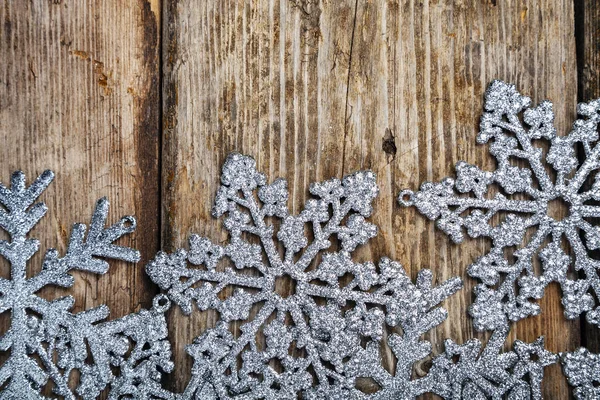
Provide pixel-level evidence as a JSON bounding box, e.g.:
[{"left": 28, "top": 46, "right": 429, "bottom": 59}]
[
  {"left": 561, "top": 348, "right": 600, "bottom": 399},
  {"left": 28, "top": 197, "right": 139, "bottom": 294},
  {"left": 88, "top": 296, "right": 175, "bottom": 400},
  {"left": 400, "top": 80, "right": 600, "bottom": 329},
  {"left": 343, "top": 268, "right": 462, "bottom": 399},
  {"left": 429, "top": 326, "right": 557, "bottom": 400},
  {"left": 567, "top": 100, "right": 600, "bottom": 192}
]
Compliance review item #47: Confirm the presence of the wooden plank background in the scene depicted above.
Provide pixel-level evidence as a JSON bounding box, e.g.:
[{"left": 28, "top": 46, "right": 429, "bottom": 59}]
[{"left": 1, "top": 0, "right": 599, "bottom": 398}]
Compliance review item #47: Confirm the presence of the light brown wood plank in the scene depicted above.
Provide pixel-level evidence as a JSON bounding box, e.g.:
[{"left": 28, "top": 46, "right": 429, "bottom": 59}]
[
  {"left": 383, "top": 1, "right": 579, "bottom": 398},
  {"left": 0, "top": 0, "right": 161, "bottom": 394},
  {"left": 162, "top": 0, "right": 578, "bottom": 397}
]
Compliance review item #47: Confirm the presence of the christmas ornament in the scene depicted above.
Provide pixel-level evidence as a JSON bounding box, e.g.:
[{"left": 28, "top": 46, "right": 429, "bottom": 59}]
[
  {"left": 146, "top": 153, "right": 555, "bottom": 399},
  {"left": 399, "top": 80, "right": 600, "bottom": 331},
  {"left": 0, "top": 154, "right": 558, "bottom": 398}
]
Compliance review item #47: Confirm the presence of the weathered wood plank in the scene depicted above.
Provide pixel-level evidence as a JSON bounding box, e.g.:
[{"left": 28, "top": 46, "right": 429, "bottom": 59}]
[
  {"left": 163, "top": 0, "right": 579, "bottom": 397},
  {"left": 575, "top": 0, "right": 600, "bottom": 356},
  {"left": 162, "top": 0, "right": 359, "bottom": 391},
  {"left": 0, "top": 0, "right": 161, "bottom": 394},
  {"left": 380, "top": 1, "right": 579, "bottom": 398},
  {"left": 576, "top": 0, "right": 600, "bottom": 102}
]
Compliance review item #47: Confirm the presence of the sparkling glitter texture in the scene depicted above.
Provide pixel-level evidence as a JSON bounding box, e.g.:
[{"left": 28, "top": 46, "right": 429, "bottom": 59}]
[
  {"left": 0, "top": 171, "right": 173, "bottom": 399},
  {"left": 0, "top": 160, "right": 560, "bottom": 398},
  {"left": 561, "top": 348, "right": 600, "bottom": 399},
  {"left": 399, "top": 80, "right": 600, "bottom": 331},
  {"left": 431, "top": 326, "right": 556, "bottom": 399},
  {"left": 146, "top": 153, "right": 554, "bottom": 399}
]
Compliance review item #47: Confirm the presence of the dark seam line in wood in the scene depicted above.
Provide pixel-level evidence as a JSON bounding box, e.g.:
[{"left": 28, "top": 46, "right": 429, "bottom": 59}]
[
  {"left": 158, "top": 0, "right": 172, "bottom": 391},
  {"left": 341, "top": 0, "right": 359, "bottom": 178},
  {"left": 133, "top": 0, "right": 163, "bottom": 314},
  {"left": 574, "top": 0, "right": 586, "bottom": 102},
  {"left": 573, "top": 0, "right": 588, "bottom": 351},
  {"left": 157, "top": 0, "right": 164, "bottom": 254}
]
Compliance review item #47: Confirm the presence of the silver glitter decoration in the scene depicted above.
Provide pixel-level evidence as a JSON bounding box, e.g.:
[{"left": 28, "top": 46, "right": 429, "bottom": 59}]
[
  {"left": 0, "top": 158, "right": 560, "bottom": 398},
  {"left": 399, "top": 80, "right": 600, "bottom": 331},
  {"left": 431, "top": 326, "right": 557, "bottom": 399},
  {"left": 561, "top": 348, "right": 600, "bottom": 399},
  {"left": 0, "top": 170, "right": 173, "bottom": 399},
  {"left": 146, "top": 153, "right": 555, "bottom": 399}
]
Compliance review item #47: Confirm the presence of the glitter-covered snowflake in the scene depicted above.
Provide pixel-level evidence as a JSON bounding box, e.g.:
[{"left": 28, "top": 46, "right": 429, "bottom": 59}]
[
  {"left": 146, "top": 153, "right": 555, "bottom": 399},
  {"left": 146, "top": 153, "right": 466, "bottom": 398},
  {"left": 399, "top": 80, "right": 600, "bottom": 331},
  {"left": 0, "top": 170, "right": 173, "bottom": 399}
]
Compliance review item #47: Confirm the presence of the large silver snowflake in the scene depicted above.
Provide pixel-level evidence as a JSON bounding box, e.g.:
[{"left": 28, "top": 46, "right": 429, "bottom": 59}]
[
  {"left": 0, "top": 171, "right": 173, "bottom": 399},
  {"left": 146, "top": 153, "right": 555, "bottom": 399},
  {"left": 399, "top": 80, "right": 600, "bottom": 331}
]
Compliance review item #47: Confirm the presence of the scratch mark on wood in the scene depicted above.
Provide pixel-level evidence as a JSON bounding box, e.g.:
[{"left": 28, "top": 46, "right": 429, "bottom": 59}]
[
  {"left": 341, "top": 0, "right": 359, "bottom": 177},
  {"left": 70, "top": 50, "right": 90, "bottom": 60}
]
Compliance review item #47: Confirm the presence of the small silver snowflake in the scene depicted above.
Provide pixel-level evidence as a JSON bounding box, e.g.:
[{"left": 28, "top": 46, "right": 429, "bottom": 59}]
[
  {"left": 399, "top": 80, "right": 600, "bottom": 331},
  {"left": 0, "top": 171, "right": 173, "bottom": 399},
  {"left": 146, "top": 153, "right": 466, "bottom": 398}
]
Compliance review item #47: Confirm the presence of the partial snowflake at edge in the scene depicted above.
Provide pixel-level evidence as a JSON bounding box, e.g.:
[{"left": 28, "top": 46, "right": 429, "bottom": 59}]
[
  {"left": 0, "top": 171, "right": 173, "bottom": 399},
  {"left": 399, "top": 80, "right": 600, "bottom": 332}
]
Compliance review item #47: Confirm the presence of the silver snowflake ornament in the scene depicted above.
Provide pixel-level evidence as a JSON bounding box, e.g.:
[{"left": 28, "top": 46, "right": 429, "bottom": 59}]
[
  {"left": 146, "top": 153, "right": 466, "bottom": 398},
  {"left": 0, "top": 158, "right": 559, "bottom": 398},
  {"left": 399, "top": 80, "right": 600, "bottom": 331},
  {"left": 146, "top": 153, "right": 556, "bottom": 399},
  {"left": 0, "top": 170, "right": 173, "bottom": 399}
]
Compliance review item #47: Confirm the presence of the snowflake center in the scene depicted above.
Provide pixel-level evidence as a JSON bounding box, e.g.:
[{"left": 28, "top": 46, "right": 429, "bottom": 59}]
[
  {"left": 274, "top": 274, "right": 297, "bottom": 299},
  {"left": 546, "top": 196, "right": 572, "bottom": 221}
]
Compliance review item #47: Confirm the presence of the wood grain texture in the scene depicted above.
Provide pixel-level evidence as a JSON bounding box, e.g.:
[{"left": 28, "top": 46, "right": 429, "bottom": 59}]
[
  {"left": 0, "top": 0, "right": 593, "bottom": 397},
  {"left": 0, "top": 0, "right": 160, "bottom": 394},
  {"left": 576, "top": 0, "right": 600, "bottom": 356},
  {"left": 576, "top": 0, "right": 600, "bottom": 102},
  {"left": 162, "top": 0, "right": 579, "bottom": 397}
]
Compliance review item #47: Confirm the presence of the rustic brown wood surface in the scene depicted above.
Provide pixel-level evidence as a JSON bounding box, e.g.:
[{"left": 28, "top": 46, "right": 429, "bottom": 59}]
[
  {"left": 1, "top": 0, "right": 598, "bottom": 398},
  {"left": 0, "top": 0, "right": 161, "bottom": 396},
  {"left": 576, "top": 0, "right": 600, "bottom": 357}
]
